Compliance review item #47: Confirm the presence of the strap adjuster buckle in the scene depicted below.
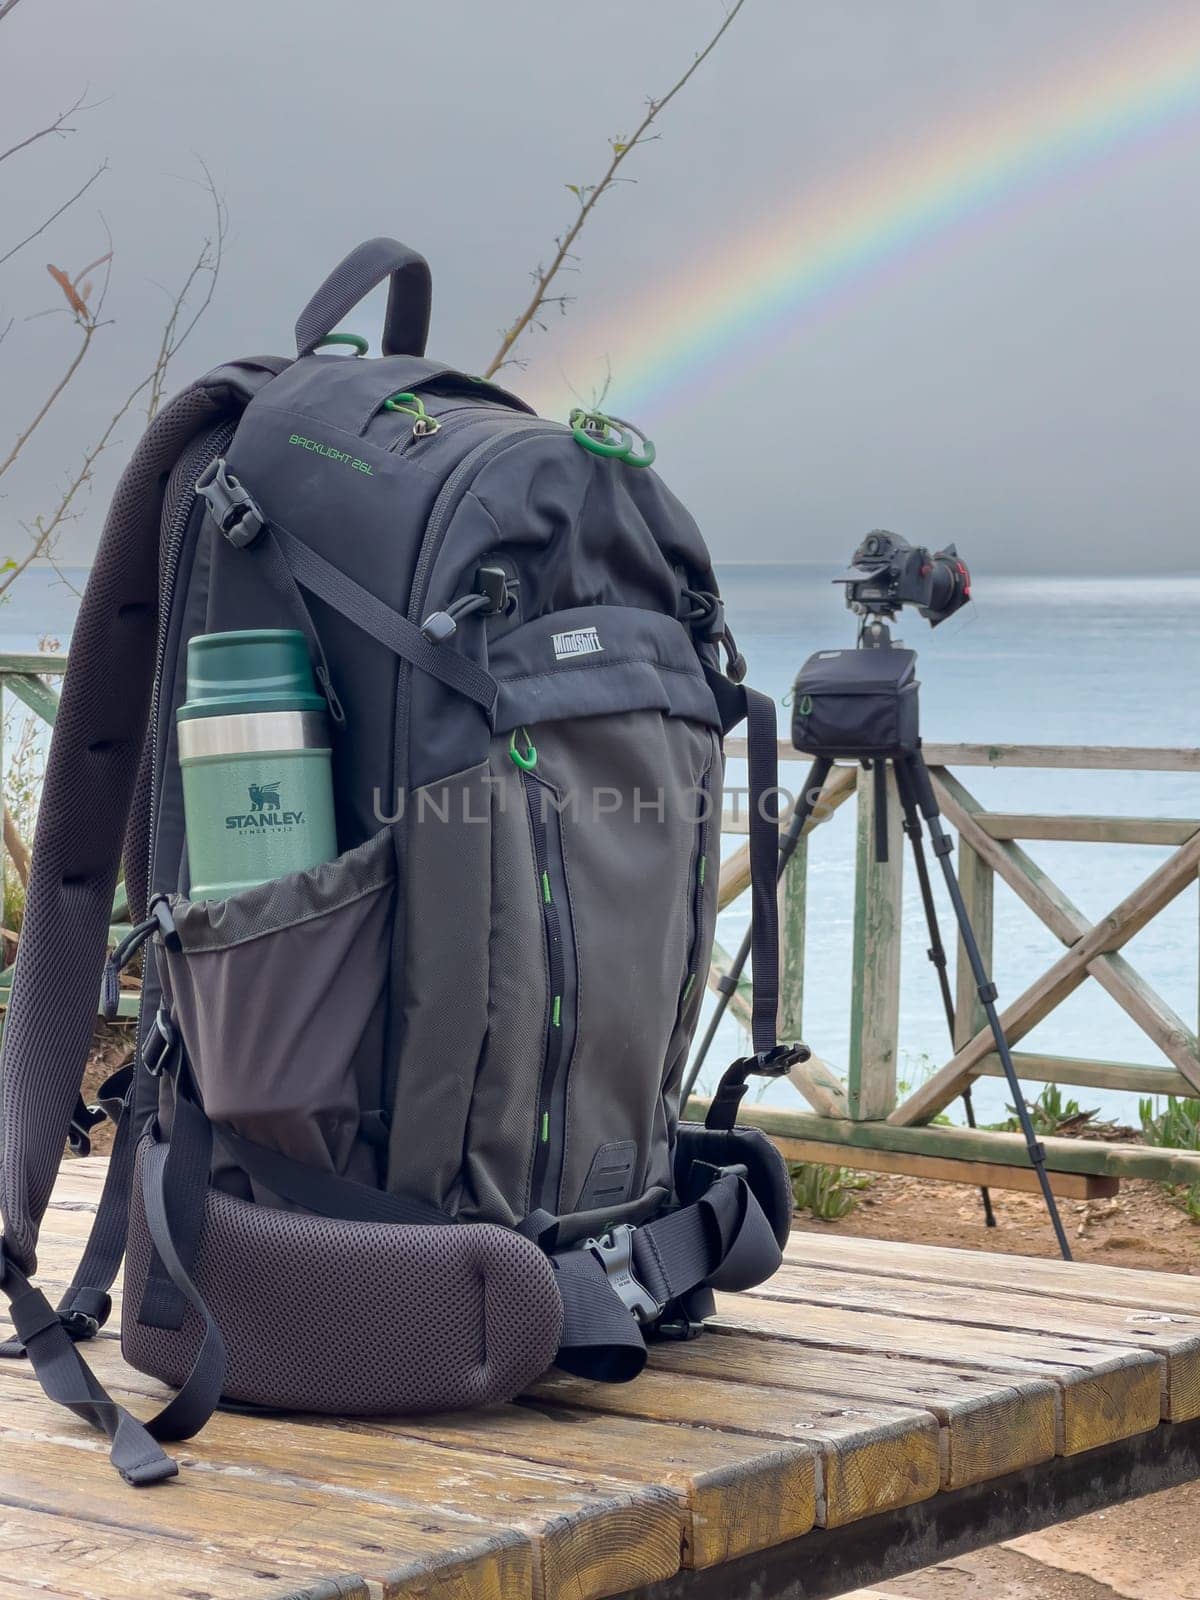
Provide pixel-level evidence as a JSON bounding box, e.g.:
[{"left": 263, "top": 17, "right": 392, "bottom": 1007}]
[
  {"left": 142, "top": 1008, "right": 178, "bottom": 1079},
  {"left": 585, "top": 1225, "right": 661, "bottom": 1325},
  {"left": 67, "top": 1098, "right": 106, "bottom": 1158},
  {"left": 196, "top": 458, "right": 266, "bottom": 548},
  {"left": 751, "top": 1042, "right": 810, "bottom": 1078}
]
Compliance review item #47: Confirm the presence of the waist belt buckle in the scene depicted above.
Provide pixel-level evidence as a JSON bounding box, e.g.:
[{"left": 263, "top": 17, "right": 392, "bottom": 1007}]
[{"left": 585, "top": 1224, "right": 660, "bottom": 1325}]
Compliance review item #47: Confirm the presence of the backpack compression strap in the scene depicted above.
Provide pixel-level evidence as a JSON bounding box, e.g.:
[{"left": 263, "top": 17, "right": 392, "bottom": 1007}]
[{"left": 544, "top": 1171, "right": 784, "bottom": 1382}]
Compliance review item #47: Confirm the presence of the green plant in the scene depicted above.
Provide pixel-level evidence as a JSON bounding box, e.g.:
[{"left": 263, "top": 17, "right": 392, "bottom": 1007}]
[
  {"left": 1139, "top": 1095, "right": 1200, "bottom": 1152},
  {"left": 896, "top": 1052, "right": 953, "bottom": 1126},
  {"left": 1137, "top": 1097, "right": 1200, "bottom": 1225},
  {"left": 996, "top": 1083, "right": 1100, "bottom": 1137},
  {"left": 790, "top": 1162, "right": 873, "bottom": 1222}
]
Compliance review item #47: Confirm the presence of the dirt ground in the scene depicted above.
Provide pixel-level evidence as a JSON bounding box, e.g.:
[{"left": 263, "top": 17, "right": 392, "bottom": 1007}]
[{"left": 793, "top": 1170, "right": 1200, "bottom": 1599}]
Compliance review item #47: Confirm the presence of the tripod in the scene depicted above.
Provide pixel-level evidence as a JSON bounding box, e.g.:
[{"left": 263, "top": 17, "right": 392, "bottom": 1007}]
[{"left": 684, "top": 632, "right": 1073, "bottom": 1262}]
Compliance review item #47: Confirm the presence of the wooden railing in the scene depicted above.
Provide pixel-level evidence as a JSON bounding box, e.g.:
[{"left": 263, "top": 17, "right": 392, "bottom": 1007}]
[
  {"left": 3, "top": 645, "right": 1198, "bottom": 1191},
  {"left": 711, "top": 739, "right": 1200, "bottom": 1193}
]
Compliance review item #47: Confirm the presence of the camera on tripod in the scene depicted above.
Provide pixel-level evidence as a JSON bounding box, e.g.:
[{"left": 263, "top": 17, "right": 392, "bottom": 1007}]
[
  {"left": 835, "top": 529, "right": 971, "bottom": 627},
  {"left": 784, "top": 534, "right": 1072, "bottom": 1258}
]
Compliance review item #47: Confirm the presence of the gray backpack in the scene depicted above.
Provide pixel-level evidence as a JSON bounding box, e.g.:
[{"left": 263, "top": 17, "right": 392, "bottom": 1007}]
[{"left": 0, "top": 240, "right": 798, "bottom": 1484}]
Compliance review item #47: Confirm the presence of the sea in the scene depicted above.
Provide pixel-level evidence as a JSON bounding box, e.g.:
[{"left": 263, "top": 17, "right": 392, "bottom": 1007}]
[{"left": 5, "top": 563, "right": 1199, "bottom": 1127}]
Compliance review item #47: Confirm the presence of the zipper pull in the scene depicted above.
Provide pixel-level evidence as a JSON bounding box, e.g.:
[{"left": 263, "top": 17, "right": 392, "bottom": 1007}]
[{"left": 509, "top": 727, "right": 538, "bottom": 771}]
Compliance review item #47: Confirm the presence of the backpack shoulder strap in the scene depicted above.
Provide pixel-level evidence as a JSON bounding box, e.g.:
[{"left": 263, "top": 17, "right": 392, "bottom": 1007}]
[{"left": 0, "top": 361, "right": 283, "bottom": 1278}]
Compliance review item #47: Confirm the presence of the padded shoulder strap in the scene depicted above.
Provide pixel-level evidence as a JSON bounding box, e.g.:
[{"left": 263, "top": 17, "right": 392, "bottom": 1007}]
[{"left": 0, "top": 363, "right": 281, "bottom": 1276}]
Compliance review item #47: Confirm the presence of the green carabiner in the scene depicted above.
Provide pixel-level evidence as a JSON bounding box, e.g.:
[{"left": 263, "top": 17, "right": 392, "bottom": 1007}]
[
  {"left": 314, "top": 333, "right": 369, "bottom": 357},
  {"left": 570, "top": 408, "right": 633, "bottom": 460},
  {"left": 608, "top": 414, "right": 656, "bottom": 469},
  {"left": 384, "top": 391, "right": 441, "bottom": 436},
  {"left": 568, "top": 408, "right": 656, "bottom": 468},
  {"left": 509, "top": 727, "right": 538, "bottom": 771}
]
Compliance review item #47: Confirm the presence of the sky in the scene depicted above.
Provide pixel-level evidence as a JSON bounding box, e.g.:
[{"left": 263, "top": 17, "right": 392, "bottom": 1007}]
[{"left": 1, "top": 0, "right": 1198, "bottom": 573}]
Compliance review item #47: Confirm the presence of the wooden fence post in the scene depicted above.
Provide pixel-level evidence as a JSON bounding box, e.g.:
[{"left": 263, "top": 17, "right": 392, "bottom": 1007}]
[
  {"left": 777, "top": 836, "right": 806, "bottom": 1043},
  {"left": 954, "top": 839, "right": 994, "bottom": 1051},
  {"left": 848, "top": 766, "right": 903, "bottom": 1119}
]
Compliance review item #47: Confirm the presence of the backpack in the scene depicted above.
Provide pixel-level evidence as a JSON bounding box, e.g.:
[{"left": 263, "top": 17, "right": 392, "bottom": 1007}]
[{"left": 0, "top": 239, "right": 799, "bottom": 1485}]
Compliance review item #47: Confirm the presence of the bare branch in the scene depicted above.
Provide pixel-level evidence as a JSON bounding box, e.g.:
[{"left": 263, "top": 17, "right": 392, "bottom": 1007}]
[
  {"left": 0, "top": 162, "right": 108, "bottom": 271},
  {"left": 0, "top": 87, "right": 95, "bottom": 164},
  {"left": 484, "top": 0, "right": 749, "bottom": 378},
  {"left": 0, "top": 0, "right": 28, "bottom": 23},
  {"left": 144, "top": 162, "right": 226, "bottom": 421},
  {"left": 0, "top": 175, "right": 227, "bottom": 597},
  {"left": 0, "top": 313, "right": 97, "bottom": 483}
]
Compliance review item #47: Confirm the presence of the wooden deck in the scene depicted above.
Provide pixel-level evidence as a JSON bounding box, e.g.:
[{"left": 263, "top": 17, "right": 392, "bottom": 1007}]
[{"left": 3, "top": 1160, "right": 1200, "bottom": 1600}]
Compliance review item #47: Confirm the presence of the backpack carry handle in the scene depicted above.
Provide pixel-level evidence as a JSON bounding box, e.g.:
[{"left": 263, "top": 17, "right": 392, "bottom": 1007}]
[{"left": 295, "top": 238, "right": 432, "bottom": 359}]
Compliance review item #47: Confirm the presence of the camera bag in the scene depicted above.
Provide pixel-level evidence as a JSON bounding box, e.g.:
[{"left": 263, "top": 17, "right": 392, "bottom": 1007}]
[
  {"left": 0, "top": 239, "right": 795, "bottom": 1485},
  {"left": 791, "top": 644, "right": 920, "bottom": 759}
]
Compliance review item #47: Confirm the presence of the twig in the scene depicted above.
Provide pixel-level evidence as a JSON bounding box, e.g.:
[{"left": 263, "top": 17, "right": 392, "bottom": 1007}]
[
  {"left": 0, "top": 174, "right": 227, "bottom": 597},
  {"left": 0, "top": 87, "right": 94, "bottom": 164},
  {"left": 483, "top": 0, "right": 749, "bottom": 378},
  {"left": 0, "top": 0, "right": 28, "bottom": 24},
  {"left": 3, "top": 805, "right": 30, "bottom": 888},
  {"left": 0, "top": 162, "right": 108, "bottom": 271},
  {"left": 144, "top": 162, "right": 226, "bottom": 421},
  {"left": 0, "top": 313, "right": 98, "bottom": 484}
]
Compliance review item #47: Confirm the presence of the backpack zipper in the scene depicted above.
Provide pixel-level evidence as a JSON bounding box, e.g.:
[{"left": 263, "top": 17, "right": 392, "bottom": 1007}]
[
  {"left": 395, "top": 422, "right": 564, "bottom": 794},
  {"left": 389, "top": 405, "right": 508, "bottom": 456},
  {"left": 145, "top": 422, "right": 237, "bottom": 905},
  {"left": 520, "top": 768, "right": 578, "bottom": 1212},
  {"left": 678, "top": 764, "right": 713, "bottom": 1016}
]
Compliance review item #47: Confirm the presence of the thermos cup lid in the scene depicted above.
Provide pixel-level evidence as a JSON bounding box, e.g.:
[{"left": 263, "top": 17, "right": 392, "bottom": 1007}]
[{"left": 178, "top": 630, "right": 326, "bottom": 723}]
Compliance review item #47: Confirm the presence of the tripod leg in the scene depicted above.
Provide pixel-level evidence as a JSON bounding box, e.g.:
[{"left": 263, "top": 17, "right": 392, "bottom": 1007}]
[
  {"left": 681, "top": 756, "right": 833, "bottom": 1105},
  {"left": 892, "top": 760, "right": 996, "bottom": 1229},
  {"left": 899, "top": 753, "right": 1073, "bottom": 1261}
]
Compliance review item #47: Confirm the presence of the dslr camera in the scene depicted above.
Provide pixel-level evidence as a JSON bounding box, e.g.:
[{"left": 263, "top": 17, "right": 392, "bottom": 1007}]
[{"left": 834, "top": 530, "right": 971, "bottom": 626}]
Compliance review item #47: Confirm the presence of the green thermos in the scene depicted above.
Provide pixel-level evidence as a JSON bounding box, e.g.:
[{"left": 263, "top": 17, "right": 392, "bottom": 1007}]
[{"left": 177, "top": 629, "right": 338, "bottom": 900}]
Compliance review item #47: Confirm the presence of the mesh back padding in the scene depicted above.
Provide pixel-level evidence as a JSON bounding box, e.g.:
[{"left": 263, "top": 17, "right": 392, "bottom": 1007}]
[{"left": 123, "top": 1140, "right": 563, "bottom": 1413}]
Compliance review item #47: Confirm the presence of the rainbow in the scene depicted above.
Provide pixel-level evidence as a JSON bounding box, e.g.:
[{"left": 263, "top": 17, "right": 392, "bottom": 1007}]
[{"left": 524, "top": 12, "right": 1200, "bottom": 419}]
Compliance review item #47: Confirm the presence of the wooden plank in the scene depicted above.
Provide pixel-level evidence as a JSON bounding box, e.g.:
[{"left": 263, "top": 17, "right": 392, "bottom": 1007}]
[
  {"left": 5, "top": 671, "right": 60, "bottom": 726},
  {"left": 891, "top": 822, "right": 1200, "bottom": 1123},
  {"left": 848, "top": 766, "right": 903, "bottom": 1120},
  {"left": 923, "top": 744, "right": 1200, "bottom": 773},
  {"left": 774, "top": 1133, "right": 1119, "bottom": 1199},
  {"left": 690, "top": 1102, "right": 1200, "bottom": 1185},
  {"left": 1087, "top": 950, "right": 1200, "bottom": 1092},
  {"left": 527, "top": 1367, "right": 942, "bottom": 1531},
  {"left": 783, "top": 1232, "right": 1200, "bottom": 1319},
  {"left": 724, "top": 739, "right": 1200, "bottom": 772},
  {"left": 717, "top": 765, "right": 856, "bottom": 884},
  {"left": 979, "top": 814, "right": 1200, "bottom": 846},
  {"left": 401, "top": 1401, "right": 818, "bottom": 1572},
  {"left": 0, "top": 1501, "right": 364, "bottom": 1600},
  {"left": 0, "top": 1321, "right": 808, "bottom": 1579},
  {"left": 0, "top": 1432, "right": 530, "bottom": 1600},
  {"left": 0, "top": 652, "right": 68, "bottom": 678},
  {"left": 954, "top": 837, "right": 992, "bottom": 1051},
  {"left": 932, "top": 768, "right": 1090, "bottom": 946},
  {"left": 708, "top": 1300, "right": 1162, "bottom": 1456},
  {"left": 756, "top": 1264, "right": 1200, "bottom": 1421},
  {"left": 783, "top": 1056, "right": 851, "bottom": 1120},
  {"left": 777, "top": 832, "right": 807, "bottom": 1044},
  {"left": 0, "top": 1360, "right": 682, "bottom": 1600},
  {"left": 647, "top": 1336, "right": 1058, "bottom": 1493},
  {"left": 977, "top": 1050, "right": 1192, "bottom": 1098}
]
